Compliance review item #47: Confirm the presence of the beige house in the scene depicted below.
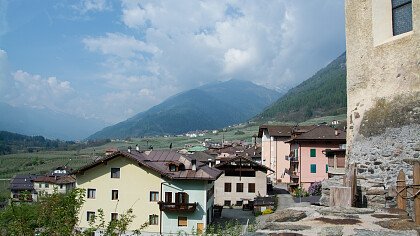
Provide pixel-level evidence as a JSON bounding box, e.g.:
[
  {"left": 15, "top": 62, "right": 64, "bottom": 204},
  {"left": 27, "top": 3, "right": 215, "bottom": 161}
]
[
  {"left": 74, "top": 150, "right": 222, "bottom": 235},
  {"left": 214, "top": 156, "right": 272, "bottom": 207},
  {"left": 33, "top": 175, "right": 76, "bottom": 195}
]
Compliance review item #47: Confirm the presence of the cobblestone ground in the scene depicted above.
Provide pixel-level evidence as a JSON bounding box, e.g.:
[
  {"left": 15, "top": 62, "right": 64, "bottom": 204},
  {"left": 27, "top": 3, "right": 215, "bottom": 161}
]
[{"left": 247, "top": 184, "right": 420, "bottom": 236}]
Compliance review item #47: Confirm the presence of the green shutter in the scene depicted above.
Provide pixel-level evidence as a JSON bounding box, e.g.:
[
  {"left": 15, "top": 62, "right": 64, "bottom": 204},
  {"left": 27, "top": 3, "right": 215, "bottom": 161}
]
[
  {"left": 310, "top": 149, "right": 316, "bottom": 157},
  {"left": 310, "top": 164, "right": 316, "bottom": 173},
  {"left": 326, "top": 164, "right": 329, "bottom": 173}
]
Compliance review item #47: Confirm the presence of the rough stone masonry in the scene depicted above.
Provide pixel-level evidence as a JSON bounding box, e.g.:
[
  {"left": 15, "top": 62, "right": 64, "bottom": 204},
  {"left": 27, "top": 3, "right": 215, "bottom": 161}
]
[{"left": 321, "top": 0, "right": 420, "bottom": 218}]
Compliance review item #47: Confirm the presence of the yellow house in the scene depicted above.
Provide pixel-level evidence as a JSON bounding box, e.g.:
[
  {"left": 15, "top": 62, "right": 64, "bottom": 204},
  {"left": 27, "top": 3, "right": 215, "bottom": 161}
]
[{"left": 74, "top": 150, "right": 222, "bottom": 235}]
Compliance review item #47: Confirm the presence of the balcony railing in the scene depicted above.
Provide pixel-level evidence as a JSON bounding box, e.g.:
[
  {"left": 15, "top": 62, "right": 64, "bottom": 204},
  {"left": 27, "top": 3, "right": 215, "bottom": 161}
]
[
  {"left": 158, "top": 201, "right": 197, "bottom": 213},
  {"left": 289, "top": 157, "right": 299, "bottom": 163}
]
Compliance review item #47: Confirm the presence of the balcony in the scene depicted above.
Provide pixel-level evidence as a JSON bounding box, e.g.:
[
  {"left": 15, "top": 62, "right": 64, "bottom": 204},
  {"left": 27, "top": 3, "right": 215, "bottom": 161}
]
[
  {"left": 289, "top": 157, "right": 299, "bottom": 163},
  {"left": 158, "top": 201, "right": 197, "bottom": 213}
]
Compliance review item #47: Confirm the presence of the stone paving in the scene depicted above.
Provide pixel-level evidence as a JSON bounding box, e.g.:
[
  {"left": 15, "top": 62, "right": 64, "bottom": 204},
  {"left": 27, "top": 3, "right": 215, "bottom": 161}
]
[{"left": 247, "top": 185, "right": 420, "bottom": 236}]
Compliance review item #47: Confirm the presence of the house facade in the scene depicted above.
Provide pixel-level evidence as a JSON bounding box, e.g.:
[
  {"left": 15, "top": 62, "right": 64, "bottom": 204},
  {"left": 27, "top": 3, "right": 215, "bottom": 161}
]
[
  {"left": 9, "top": 174, "right": 38, "bottom": 202},
  {"left": 345, "top": 0, "right": 419, "bottom": 208},
  {"left": 213, "top": 156, "right": 272, "bottom": 207},
  {"left": 33, "top": 175, "right": 75, "bottom": 195},
  {"left": 286, "top": 126, "right": 346, "bottom": 191},
  {"left": 74, "top": 150, "right": 221, "bottom": 235}
]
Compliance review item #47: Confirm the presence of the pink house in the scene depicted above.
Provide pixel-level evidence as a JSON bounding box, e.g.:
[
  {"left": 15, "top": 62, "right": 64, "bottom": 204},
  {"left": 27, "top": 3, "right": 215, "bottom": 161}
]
[
  {"left": 258, "top": 125, "right": 313, "bottom": 184},
  {"left": 286, "top": 126, "right": 346, "bottom": 191}
]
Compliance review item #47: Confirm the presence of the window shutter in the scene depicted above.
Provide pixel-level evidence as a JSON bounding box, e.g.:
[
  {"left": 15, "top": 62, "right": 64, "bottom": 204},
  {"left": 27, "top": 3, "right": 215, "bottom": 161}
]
[{"left": 310, "top": 164, "right": 316, "bottom": 173}]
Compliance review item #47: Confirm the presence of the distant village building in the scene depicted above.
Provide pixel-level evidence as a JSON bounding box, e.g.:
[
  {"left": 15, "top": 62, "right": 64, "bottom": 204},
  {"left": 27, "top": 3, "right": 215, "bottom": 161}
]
[
  {"left": 286, "top": 126, "right": 346, "bottom": 191},
  {"left": 213, "top": 156, "right": 272, "bottom": 207},
  {"left": 10, "top": 174, "right": 38, "bottom": 202},
  {"left": 258, "top": 125, "right": 346, "bottom": 190},
  {"left": 9, "top": 166, "right": 75, "bottom": 202},
  {"left": 73, "top": 150, "right": 222, "bottom": 235},
  {"left": 344, "top": 0, "right": 419, "bottom": 209}
]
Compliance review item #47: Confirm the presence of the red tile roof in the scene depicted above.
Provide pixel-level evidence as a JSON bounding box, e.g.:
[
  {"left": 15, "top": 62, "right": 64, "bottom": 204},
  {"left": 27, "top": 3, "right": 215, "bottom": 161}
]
[{"left": 73, "top": 150, "right": 222, "bottom": 181}]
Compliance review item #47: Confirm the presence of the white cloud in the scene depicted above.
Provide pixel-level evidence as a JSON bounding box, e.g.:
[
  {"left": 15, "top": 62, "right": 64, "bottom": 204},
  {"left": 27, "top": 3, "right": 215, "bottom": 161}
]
[
  {"left": 9, "top": 70, "right": 74, "bottom": 108},
  {"left": 83, "top": 33, "right": 160, "bottom": 58},
  {"left": 75, "top": 0, "right": 345, "bottom": 123},
  {"left": 73, "top": 0, "right": 112, "bottom": 14},
  {"left": 223, "top": 48, "right": 252, "bottom": 74}
]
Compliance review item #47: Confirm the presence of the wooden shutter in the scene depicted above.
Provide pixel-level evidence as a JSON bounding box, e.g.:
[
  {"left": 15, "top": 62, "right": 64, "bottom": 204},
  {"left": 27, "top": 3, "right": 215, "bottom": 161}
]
[{"left": 165, "top": 192, "right": 172, "bottom": 203}]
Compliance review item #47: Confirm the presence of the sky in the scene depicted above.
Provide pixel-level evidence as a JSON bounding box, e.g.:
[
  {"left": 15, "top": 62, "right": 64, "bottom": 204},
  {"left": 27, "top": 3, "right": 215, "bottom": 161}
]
[{"left": 0, "top": 0, "right": 345, "bottom": 124}]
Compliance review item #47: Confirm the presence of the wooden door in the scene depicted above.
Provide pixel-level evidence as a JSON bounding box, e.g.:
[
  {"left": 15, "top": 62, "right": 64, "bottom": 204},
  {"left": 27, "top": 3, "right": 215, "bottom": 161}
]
[{"left": 197, "top": 223, "right": 204, "bottom": 234}]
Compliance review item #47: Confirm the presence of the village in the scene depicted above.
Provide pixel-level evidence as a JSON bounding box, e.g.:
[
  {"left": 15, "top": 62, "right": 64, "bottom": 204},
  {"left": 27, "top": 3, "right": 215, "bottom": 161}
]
[{"left": 1, "top": 0, "right": 419, "bottom": 235}]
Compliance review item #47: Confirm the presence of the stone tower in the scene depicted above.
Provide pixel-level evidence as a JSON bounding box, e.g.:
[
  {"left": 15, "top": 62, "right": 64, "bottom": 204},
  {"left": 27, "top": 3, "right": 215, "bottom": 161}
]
[{"left": 345, "top": 0, "right": 419, "bottom": 208}]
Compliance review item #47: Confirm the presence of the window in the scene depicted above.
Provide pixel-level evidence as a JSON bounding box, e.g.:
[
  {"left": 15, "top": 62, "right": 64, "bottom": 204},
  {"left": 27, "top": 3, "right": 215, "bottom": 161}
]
[
  {"left": 150, "top": 191, "right": 159, "bottom": 202},
  {"left": 310, "top": 164, "right": 317, "bottom": 173},
  {"left": 112, "top": 190, "right": 119, "bottom": 200},
  {"left": 87, "top": 189, "right": 96, "bottom": 199},
  {"left": 111, "top": 168, "right": 120, "bottom": 178},
  {"left": 165, "top": 192, "right": 172, "bottom": 203},
  {"left": 45, "top": 183, "right": 49, "bottom": 188},
  {"left": 224, "top": 200, "right": 231, "bottom": 206},
  {"left": 392, "top": 0, "right": 412, "bottom": 36},
  {"left": 111, "top": 213, "right": 118, "bottom": 221},
  {"left": 175, "top": 192, "right": 189, "bottom": 204},
  {"left": 178, "top": 216, "right": 187, "bottom": 227},
  {"left": 248, "top": 183, "right": 255, "bottom": 193},
  {"left": 87, "top": 211, "right": 95, "bottom": 221},
  {"left": 236, "top": 183, "right": 243, "bottom": 192},
  {"left": 310, "top": 149, "right": 316, "bottom": 157},
  {"left": 60, "top": 184, "right": 64, "bottom": 189},
  {"left": 149, "top": 215, "right": 159, "bottom": 225},
  {"left": 169, "top": 164, "right": 177, "bottom": 172},
  {"left": 38, "top": 183, "right": 42, "bottom": 188},
  {"left": 236, "top": 200, "right": 243, "bottom": 206},
  {"left": 294, "top": 149, "right": 298, "bottom": 158},
  {"left": 326, "top": 164, "right": 329, "bottom": 173},
  {"left": 224, "top": 183, "right": 232, "bottom": 192}
]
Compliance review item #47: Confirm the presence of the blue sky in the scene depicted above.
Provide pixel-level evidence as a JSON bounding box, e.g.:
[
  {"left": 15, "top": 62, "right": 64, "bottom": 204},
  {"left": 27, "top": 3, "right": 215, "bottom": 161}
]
[{"left": 0, "top": 0, "right": 345, "bottom": 124}]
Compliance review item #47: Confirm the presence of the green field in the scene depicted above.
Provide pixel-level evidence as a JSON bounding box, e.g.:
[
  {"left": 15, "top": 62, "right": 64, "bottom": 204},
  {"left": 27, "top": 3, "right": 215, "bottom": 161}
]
[{"left": 0, "top": 114, "right": 346, "bottom": 198}]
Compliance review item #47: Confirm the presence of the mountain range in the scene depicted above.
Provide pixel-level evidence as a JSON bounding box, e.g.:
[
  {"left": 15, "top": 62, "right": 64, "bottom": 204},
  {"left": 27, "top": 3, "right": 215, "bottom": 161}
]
[
  {"left": 88, "top": 79, "right": 281, "bottom": 140},
  {"left": 0, "top": 103, "right": 106, "bottom": 140},
  {"left": 255, "top": 52, "right": 347, "bottom": 122}
]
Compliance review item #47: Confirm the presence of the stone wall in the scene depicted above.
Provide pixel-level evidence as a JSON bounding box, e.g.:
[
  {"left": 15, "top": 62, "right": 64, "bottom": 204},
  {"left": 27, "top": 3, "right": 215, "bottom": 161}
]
[
  {"left": 340, "top": 0, "right": 420, "bottom": 215},
  {"left": 349, "top": 125, "right": 419, "bottom": 211}
]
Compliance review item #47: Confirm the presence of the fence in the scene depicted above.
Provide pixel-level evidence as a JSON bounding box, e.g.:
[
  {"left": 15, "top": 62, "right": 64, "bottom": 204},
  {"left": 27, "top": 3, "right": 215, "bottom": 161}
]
[{"left": 396, "top": 162, "right": 420, "bottom": 225}]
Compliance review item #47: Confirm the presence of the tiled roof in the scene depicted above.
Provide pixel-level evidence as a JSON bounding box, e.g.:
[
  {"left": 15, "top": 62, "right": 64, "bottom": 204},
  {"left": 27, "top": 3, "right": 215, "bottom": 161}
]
[
  {"left": 214, "top": 156, "right": 273, "bottom": 172},
  {"left": 287, "top": 125, "right": 346, "bottom": 142},
  {"left": 187, "top": 152, "right": 215, "bottom": 162},
  {"left": 73, "top": 150, "right": 222, "bottom": 181},
  {"left": 33, "top": 175, "right": 76, "bottom": 184},
  {"left": 10, "top": 174, "right": 37, "bottom": 191},
  {"left": 258, "top": 125, "right": 316, "bottom": 138}
]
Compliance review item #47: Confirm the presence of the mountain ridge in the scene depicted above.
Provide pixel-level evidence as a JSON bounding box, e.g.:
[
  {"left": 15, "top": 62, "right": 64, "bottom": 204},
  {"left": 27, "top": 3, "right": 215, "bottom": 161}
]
[
  {"left": 88, "top": 79, "right": 281, "bottom": 140},
  {"left": 255, "top": 52, "right": 347, "bottom": 122},
  {"left": 0, "top": 102, "right": 107, "bottom": 140}
]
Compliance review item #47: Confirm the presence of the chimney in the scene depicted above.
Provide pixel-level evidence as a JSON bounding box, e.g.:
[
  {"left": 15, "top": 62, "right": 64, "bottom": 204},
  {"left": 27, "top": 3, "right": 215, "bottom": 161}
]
[
  {"left": 335, "top": 129, "right": 339, "bottom": 136},
  {"left": 191, "top": 159, "right": 197, "bottom": 171},
  {"left": 136, "top": 144, "right": 139, "bottom": 151},
  {"left": 128, "top": 146, "right": 132, "bottom": 153}
]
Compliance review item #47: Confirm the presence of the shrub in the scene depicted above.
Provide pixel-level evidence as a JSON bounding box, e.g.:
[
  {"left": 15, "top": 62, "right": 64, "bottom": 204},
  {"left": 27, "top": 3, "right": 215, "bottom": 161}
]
[
  {"left": 262, "top": 209, "right": 273, "bottom": 215},
  {"left": 308, "top": 182, "right": 322, "bottom": 196}
]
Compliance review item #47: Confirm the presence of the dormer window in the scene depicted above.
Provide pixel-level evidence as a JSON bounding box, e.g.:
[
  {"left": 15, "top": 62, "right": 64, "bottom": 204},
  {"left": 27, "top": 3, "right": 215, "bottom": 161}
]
[
  {"left": 167, "top": 161, "right": 185, "bottom": 172},
  {"left": 169, "top": 164, "right": 178, "bottom": 172}
]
